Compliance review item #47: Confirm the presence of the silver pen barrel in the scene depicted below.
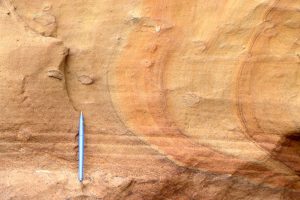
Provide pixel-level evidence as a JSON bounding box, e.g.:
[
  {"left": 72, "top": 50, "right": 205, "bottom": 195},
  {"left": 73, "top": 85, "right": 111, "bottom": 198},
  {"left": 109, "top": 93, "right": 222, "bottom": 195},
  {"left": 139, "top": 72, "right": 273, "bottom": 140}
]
[{"left": 78, "top": 112, "right": 84, "bottom": 182}]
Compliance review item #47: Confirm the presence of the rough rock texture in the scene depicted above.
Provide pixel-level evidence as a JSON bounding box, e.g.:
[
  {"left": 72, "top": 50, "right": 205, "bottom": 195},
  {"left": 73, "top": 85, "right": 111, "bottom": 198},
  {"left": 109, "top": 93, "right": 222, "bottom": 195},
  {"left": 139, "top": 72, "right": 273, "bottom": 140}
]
[{"left": 0, "top": 0, "right": 300, "bottom": 199}]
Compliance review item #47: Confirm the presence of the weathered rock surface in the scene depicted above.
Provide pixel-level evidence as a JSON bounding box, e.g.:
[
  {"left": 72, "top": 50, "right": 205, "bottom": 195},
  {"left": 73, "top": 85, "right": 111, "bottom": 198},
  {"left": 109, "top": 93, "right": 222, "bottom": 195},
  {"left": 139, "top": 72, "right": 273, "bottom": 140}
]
[{"left": 0, "top": 0, "right": 299, "bottom": 199}]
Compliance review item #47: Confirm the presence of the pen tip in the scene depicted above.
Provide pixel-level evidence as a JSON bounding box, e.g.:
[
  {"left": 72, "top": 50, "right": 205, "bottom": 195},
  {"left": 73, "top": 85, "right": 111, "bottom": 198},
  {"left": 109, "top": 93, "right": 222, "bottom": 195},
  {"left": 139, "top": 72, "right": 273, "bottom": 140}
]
[{"left": 79, "top": 112, "right": 84, "bottom": 121}]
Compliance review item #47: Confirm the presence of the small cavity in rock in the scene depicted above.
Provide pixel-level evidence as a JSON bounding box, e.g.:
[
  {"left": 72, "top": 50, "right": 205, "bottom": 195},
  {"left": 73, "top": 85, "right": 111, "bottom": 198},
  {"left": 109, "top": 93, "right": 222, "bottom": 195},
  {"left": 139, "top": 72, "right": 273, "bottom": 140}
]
[
  {"left": 47, "top": 69, "right": 63, "bottom": 80},
  {"left": 183, "top": 92, "right": 201, "bottom": 107},
  {"left": 141, "top": 59, "right": 153, "bottom": 68},
  {"left": 78, "top": 75, "right": 94, "bottom": 85},
  {"left": 193, "top": 40, "right": 207, "bottom": 52},
  {"left": 33, "top": 13, "right": 56, "bottom": 26},
  {"left": 17, "top": 129, "right": 31, "bottom": 142},
  {"left": 43, "top": 4, "right": 52, "bottom": 11}
]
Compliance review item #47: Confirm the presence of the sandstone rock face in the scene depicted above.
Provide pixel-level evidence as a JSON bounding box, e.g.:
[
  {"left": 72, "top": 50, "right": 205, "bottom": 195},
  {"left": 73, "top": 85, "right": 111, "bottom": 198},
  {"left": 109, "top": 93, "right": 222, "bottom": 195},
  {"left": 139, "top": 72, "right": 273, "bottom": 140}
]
[{"left": 0, "top": 0, "right": 299, "bottom": 199}]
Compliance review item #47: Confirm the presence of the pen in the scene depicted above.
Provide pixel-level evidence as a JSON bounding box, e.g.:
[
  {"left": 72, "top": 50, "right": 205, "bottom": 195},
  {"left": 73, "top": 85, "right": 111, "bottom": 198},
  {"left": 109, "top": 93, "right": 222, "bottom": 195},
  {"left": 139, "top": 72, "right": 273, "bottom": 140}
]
[{"left": 78, "top": 111, "right": 84, "bottom": 182}]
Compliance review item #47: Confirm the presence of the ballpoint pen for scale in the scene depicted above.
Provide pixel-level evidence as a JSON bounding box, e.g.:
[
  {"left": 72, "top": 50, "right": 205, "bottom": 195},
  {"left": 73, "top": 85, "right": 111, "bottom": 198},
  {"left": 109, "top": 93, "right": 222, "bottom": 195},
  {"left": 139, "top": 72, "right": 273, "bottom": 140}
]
[{"left": 78, "top": 112, "right": 84, "bottom": 182}]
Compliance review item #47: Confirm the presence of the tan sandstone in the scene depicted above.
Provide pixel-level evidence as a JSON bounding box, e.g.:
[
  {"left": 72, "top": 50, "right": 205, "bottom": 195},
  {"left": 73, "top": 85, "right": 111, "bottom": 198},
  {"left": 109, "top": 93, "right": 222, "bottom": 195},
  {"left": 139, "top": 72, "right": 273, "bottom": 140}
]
[{"left": 0, "top": 0, "right": 299, "bottom": 199}]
